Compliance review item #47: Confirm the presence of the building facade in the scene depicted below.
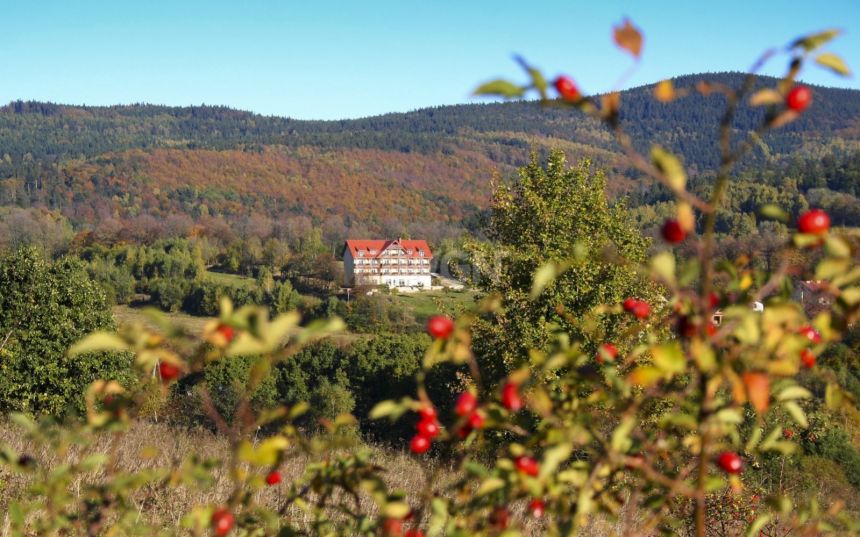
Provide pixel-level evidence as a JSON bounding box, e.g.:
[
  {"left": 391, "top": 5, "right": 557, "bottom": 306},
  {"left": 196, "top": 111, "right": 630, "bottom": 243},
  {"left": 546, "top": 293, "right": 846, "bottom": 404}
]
[{"left": 342, "top": 239, "right": 433, "bottom": 289}]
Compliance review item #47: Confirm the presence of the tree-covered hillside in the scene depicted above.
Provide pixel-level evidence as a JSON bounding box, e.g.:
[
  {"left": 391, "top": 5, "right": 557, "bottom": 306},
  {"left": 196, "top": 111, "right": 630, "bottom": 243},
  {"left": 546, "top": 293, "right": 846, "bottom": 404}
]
[{"left": 1, "top": 72, "right": 858, "bottom": 241}]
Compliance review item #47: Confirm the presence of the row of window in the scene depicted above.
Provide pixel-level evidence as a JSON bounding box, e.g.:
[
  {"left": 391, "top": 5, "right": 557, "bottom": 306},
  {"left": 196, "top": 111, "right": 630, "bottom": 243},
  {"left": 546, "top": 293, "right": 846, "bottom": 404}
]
[
  {"left": 354, "top": 258, "right": 429, "bottom": 265},
  {"left": 354, "top": 268, "right": 430, "bottom": 274},
  {"left": 357, "top": 249, "right": 426, "bottom": 257}
]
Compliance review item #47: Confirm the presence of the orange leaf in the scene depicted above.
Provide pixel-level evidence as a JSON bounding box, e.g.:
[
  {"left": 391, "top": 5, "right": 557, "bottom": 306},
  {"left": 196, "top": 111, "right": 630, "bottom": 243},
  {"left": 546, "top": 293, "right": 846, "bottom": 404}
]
[
  {"left": 613, "top": 18, "right": 643, "bottom": 59},
  {"left": 742, "top": 372, "right": 771, "bottom": 413}
]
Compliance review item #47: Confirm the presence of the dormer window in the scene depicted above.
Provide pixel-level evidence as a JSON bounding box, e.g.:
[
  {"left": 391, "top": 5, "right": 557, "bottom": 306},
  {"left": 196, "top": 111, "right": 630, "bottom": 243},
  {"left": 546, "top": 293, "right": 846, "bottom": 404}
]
[
  {"left": 419, "top": 250, "right": 424, "bottom": 257},
  {"left": 358, "top": 250, "right": 364, "bottom": 257}
]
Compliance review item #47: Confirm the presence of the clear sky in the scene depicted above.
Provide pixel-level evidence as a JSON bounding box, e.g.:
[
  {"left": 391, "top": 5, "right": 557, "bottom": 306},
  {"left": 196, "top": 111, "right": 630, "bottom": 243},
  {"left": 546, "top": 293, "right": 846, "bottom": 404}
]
[{"left": 3, "top": 0, "right": 858, "bottom": 120}]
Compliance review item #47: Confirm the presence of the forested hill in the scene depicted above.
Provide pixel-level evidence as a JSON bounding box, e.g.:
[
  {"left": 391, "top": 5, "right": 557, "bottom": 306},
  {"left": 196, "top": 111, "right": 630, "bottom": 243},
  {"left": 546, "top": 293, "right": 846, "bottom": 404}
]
[{"left": 1, "top": 72, "right": 859, "bottom": 238}]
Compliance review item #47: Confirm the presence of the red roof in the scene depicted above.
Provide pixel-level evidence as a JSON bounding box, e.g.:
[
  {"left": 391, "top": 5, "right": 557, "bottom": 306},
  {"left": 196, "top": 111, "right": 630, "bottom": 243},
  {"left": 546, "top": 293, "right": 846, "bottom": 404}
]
[{"left": 344, "top": 239, "right": 433, "bottom": 259}]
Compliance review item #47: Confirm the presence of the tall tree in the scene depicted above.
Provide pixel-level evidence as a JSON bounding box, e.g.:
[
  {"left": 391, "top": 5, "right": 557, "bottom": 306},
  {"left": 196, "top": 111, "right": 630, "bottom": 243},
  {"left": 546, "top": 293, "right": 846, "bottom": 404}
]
[
  {"left": 468, "top": 150, "right": 658, "bottom": 382},
  {"left": 0, "top": 247, "right": 131, "bottom": 415}
]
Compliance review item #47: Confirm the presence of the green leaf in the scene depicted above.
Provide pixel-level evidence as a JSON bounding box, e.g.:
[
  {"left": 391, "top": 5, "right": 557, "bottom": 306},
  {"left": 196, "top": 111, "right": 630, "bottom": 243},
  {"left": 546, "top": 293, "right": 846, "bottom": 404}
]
[
  {"left": 68, "top": 332, "right": 129, "bottom": 356},
  {"left": 650, "top": 251, "right": 676, "bottom": 285},
  {"left": 783, "top": 401, "right": 808, "bottom": 428},
  {"left": 825, "top": 236, "right": 851, "bottom": 258},
  {"left": 652, "top": 342, "right": 686, "bottom": 375},
  {"left": 539, "top": 442, "right": 572, "bottom": 479},
  {"left": 382, "top": 501, "right": 412, "bottom": 519},
  {"left": 476, "top": 476, "right": 506, "bottom": 496},
  {"left": 651, "top": 146, "right": 686, "bottom": 192},
  {"left": 791, "top": 29, "right": 841, "bottom": 52},
  {"left": 777, "top": 386, "right": 812, "bottom": 401},
  {"left": 531, "top": 262, "right": 564, "bottom": 299},
  {"left": 746, "top": 514, "right": 774, "bottom": 537},
  {"left": 841, "top": 287, "right": 860, "bottom": 306},
  {"left": 473, "top": 79, "right": 525, "bottom": 98},
  {"left": 628, "top": 366, "right": 662, "bottom": 387},
  {"left": 369, "top": 400, "right": 400, "bottom": 420},
  {"left": 611, "top": 417, "right": 635, "bottom": 453},
  {"left": 816, "top": 257, "right": 850, "bottom": 280},
  {"left": 514, "top": 55, "right": 548, "bottom": 99},
  {"left": 759, "top": 204, "right": 789, "bottom": 222},
  {"left": 79, "top": 454, "right": 109, "bottom": 471},
  {"left": 815, "top": 52, "right": 851, "bottom": 75}
]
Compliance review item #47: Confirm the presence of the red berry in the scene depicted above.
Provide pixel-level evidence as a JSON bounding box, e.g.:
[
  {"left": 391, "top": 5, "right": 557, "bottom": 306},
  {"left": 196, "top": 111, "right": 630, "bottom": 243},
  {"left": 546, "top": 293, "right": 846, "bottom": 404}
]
[
  {"left": 623, "top": 298, "right": 638, "bottom": 312},
  {"left": 427, "top": 315, "right": 455, "bottom": 339},
  {"left": 417, "top": 404, "right": 437, "bottom": 421},
  {"left": 717, "top": 451, "right": 743, "bottom": 474},
  {"left": 800, "top": 349, "right": 816, "bottom": 369},
  {"left": 467, "top": 410, "right": 486, "bottom": 429},
  {"left": 709, "top": 292, "right": 721, "bottom": 309},
  {"left": 596, "top": 342, "right": 618, "bottom": 364},
  {"left": 797, "top": 209, "right": 830, "bottom": 235},
  {"left": 786, "top": 85, "right": 812, "bottom": 112},
  {"left": 632, "top": 301, "right": 651, "bottom": 319},
  {"left": 490, "top": 506, "right": 509, "bottom": 529},
  {"left": 211, "top": 508, "right": 235, "bottom": 537},
  {"left": 554, "top": 75, "right": 580, "bottom": 101},
  {"left": 158, "top": 362, "right": 181, "bottom": 382},
  {"left": 410, "top": 434, "right": 431, "bottom": 454},
  {"left": 382, "top": 518, "right": 403, "bottom": 537},
  {"left": 500, "top": 382, "right": 522, "bottom": 411},
  {"left": 529, "top": 499, "right": 545, "bottom": 518},
  {"left": 455, "top": 392, "right": 477, "bottom": 416},
  {"left": 706, "top": 323, "right": 718, "bottom": 337},
  {"left": 405, "top": 530, "right": 425, "bottom": 537},
  {"left": 783, "top": 428, "right": 794, "bottom": 439},
  {"left": 799, "top": 325, "right": 822, "bottom": 344},
  {"left": 265, "top": 470, "right": 281, "bottom": 486},
  {"left": 661, "top": 219, "right": 687, "bottom": 244},
  {"left": 216, "top": 324, "right": 235, "bottom": 343},
  {"left": 416, "top": 418, "right": 440, "bottom": 439},
  {"left": 514, "top": 455, "right": 540, "bottom": 477}
]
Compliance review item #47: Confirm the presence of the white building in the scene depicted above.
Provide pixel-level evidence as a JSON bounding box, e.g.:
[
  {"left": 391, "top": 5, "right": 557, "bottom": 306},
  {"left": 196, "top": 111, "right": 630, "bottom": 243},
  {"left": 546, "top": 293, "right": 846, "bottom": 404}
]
[{"left": 342, "top": 239, "right": 433, "bottom": 289}]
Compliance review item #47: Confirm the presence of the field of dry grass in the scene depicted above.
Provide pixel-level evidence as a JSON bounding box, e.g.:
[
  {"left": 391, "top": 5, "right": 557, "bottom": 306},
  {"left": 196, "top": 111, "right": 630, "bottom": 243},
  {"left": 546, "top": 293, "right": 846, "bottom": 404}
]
[{"left": 0, "top": 419, "right": 637, "bottom": 535}]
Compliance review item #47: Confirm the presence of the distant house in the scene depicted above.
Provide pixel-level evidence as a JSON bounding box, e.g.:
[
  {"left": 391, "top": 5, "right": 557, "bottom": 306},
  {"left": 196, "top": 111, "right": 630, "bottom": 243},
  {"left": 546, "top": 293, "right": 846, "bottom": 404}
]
[
  {"left": 342, "top": 239, "right": 433, "bottom": 289},
  {"left": 793, "top": 280, "right": 833, "bottom": 316}
]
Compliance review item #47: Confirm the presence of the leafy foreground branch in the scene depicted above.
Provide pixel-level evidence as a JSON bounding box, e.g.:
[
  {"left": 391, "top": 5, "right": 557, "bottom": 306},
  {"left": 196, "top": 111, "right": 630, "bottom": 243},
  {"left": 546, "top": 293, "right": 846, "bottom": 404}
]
[{"left": 1, "top": 21, "right": 859, "bottom": 537}]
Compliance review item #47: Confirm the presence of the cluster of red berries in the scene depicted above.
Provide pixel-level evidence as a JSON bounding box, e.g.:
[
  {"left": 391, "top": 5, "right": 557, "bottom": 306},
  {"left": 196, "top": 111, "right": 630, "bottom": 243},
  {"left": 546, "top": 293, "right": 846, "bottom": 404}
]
[
  {"left": 455, "top": 392, "right": 485, "bottom": 438},
  {"left": 623, "top": 298, "right": 651, "bottom": 319},
  {"left": 409, "top": 404, "right": 441, "bottom": 454}
]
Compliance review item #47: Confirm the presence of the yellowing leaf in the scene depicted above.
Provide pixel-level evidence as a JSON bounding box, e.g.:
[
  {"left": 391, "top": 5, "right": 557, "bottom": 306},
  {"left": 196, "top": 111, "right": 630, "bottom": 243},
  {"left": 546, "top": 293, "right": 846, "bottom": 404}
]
[
  {"left": 791, "top": 29, "right": 841, "bottom": 52},
  {"left": 539, "top": 443, "right": 572, "bottom": 479},
  {"left": 652, "top": 342, "right": 686, "bottom": 375},
  {"left": 651, "top": 146, "right": 686, "bottom": 192},
  {"left": 654, "top": 80, "right": 674, "bottom": 102},
  {"left": 783, "top": 401, "right": 809, "bottom": 428},
  {"left": 815, "top": 52, "right": 851, "bottom": 76},
  {"left": 531, "top": 262, "right": 558, "bottom": 299},
  {"left": 68, "top": 332, "right": 129, "bottom": 356},
  {"left": 650, "top": 251, "right": 676, "bottom": 285},
  {"left": 613, "top": 18, "right": 643, "bottom": 59},
  {"left": 383, "top": 501, "right": 412, "bottom": 519},
  {"left": 749, "top": 89, "right": 784, "bottom": 107},
  {"left": 677, "top": 202, "right": 695, "bottom": 232},
  {"left": 628, "top": 366, "right": 662, "bottom": 387},
  {"left": 473, "top": 79, "right": 526, "bottom": 98},
  {"left": 476, "top": 476, "right": 506, "bottom": 497}
]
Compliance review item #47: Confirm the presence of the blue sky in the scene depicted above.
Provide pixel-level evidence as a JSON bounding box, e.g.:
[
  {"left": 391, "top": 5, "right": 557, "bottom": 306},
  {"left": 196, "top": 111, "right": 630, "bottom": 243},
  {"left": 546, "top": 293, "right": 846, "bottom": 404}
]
[{"left": 3, "top": 0, "right": 858, "bottom": 120}]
